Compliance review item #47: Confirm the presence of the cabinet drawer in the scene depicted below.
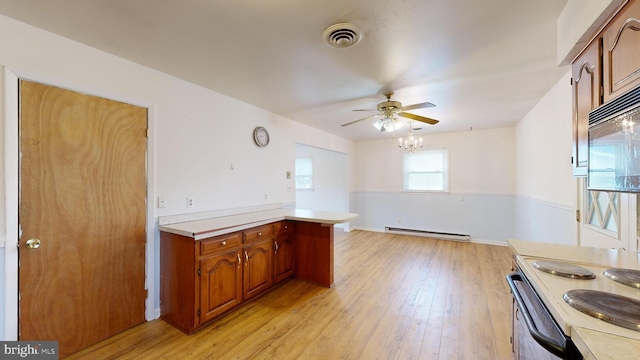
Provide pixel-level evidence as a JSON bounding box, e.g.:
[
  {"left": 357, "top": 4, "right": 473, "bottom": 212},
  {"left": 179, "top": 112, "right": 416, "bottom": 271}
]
[
  {"left": 243, "top": 224, "right": 273, "bottom": 243},
  {"left": 200, "top": 232, "right": 241, "bottom": 256},
  {"left": 275, "top": 220, "right": 295, "bottom": 234}
]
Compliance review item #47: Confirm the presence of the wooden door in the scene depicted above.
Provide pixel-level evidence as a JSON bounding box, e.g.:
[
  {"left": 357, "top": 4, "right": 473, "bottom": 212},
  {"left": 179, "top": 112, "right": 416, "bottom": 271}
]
[
  {"left": 243, "top": 239, "right": 273, "bottom": 300},
  {"left": 199, "top": 248, "right": 243, "bottom": 324},
  {"left": 19, "top": 80, "right": 147, "bottom": 357}
]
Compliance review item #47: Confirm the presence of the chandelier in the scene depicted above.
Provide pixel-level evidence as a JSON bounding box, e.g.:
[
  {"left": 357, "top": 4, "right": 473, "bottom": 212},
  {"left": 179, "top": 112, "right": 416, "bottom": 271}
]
[{"left": 398, "top": 121, "right": 423, "bottom": 153}]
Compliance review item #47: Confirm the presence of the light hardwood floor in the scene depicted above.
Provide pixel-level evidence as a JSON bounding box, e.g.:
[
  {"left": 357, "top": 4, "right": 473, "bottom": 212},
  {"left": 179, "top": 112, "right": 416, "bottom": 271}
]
[{"left": 68, "top": 230, "right": 513, "bottom": 360}]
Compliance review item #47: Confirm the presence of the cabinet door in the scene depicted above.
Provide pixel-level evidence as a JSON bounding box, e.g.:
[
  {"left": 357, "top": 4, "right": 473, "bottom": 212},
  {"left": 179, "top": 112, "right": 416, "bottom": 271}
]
[
  {"left": 274, "top": 232, "right": 295, "bottom": 284},
  {"left": 603, "top": 0, "right": 640, "bottom": 102},
  {"left": 572, "top": 40, "right": 601, "bottom": 176},
  {"left": 243, "top": 239, "right": 273, "bottom": 300},
  {"left": 199, "top": 248, "right": 243, "bottom": 324}
]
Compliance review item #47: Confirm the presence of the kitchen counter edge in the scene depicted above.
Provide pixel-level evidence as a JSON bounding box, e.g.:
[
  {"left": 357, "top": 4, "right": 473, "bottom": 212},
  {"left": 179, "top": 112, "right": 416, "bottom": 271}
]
[{"left": 159, "top": 209, "right": 359, "bottom": 240}]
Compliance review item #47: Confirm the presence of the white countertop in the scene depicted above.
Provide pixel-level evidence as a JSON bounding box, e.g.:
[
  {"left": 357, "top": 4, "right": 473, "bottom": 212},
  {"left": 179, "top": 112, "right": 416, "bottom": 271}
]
[
  {"left": 508, "top": 239, "right": 640, "bottom": 360},
  {"left": 159, "top": 208, "right": 359, "bottom": 240}
]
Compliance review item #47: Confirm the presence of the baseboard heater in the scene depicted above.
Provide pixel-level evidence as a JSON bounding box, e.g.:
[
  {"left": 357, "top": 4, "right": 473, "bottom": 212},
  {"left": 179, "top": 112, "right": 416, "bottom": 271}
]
[{"left": 385, "top": 227, "right": 471, "bottom": 242}]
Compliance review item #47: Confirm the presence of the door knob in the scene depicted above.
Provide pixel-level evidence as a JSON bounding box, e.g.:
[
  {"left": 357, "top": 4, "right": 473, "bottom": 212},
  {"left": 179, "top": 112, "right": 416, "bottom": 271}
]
[{"left": 25, "top": 238, "right": 41, "bottom": 249}]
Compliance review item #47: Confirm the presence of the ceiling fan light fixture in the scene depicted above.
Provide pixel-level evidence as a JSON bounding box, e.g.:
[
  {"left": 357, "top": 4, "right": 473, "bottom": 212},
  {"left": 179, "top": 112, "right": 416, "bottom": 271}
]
[
  {"left": 323, "top": 23, "right": 362, "bottom": 48},
  {"left": 373, "top": 117, "right": 403, "bottom": 132}
]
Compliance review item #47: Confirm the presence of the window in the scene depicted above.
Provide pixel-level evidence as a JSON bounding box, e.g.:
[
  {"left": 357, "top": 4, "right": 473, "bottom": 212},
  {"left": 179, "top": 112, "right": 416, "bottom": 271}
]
[
  {"left": 403, "top": 150, "right": 448, "bottom": 192},
  {"left": 295, "top": 157, "right": 313, "bottom": 190}
]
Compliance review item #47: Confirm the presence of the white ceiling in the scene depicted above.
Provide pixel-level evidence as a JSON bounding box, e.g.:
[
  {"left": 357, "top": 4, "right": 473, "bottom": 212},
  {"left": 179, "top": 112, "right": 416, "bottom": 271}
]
[{"left": 0, "top": 0, "right": 569, "bottom": 141}]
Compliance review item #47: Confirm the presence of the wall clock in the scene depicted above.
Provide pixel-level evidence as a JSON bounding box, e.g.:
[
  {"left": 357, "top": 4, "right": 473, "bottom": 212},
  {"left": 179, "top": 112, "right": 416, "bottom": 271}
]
[{"left": 253, "top": 126, "right": 270, "bottom": 147}]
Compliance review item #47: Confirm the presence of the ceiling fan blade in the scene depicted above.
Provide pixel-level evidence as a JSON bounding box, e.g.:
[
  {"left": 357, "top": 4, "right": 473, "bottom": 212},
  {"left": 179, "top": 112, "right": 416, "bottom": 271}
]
[
  {"left": 401, "top": 102, "right": 436, "bottom": 111},
  {"left": 398, "top": 112, "right": 439, "bottom": 125},
  {"left": 341, "top": 114, "right": 379, "bottom": 127}
]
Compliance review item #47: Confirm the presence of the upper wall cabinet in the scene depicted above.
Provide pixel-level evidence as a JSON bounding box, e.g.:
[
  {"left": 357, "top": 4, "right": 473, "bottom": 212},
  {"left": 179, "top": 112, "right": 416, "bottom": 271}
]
[
  {"left": 571, "top": 0, "right": 638, "bottom": 177},
  {"left": 603, "top": 0, "right": 640, "bottom": 102},
  {"left": 572, "top": 40, "right": 601, "bottom": 177}
]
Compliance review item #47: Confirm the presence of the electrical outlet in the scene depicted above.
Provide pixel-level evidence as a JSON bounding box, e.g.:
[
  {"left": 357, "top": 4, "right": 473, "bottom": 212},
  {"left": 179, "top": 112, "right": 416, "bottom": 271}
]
[
  {"left": 187, "top": 197, "right": 194, "bottom": 208},
  {"left": 264, "top": 194, "right": 268, "bottom": 200},
  {"left": 158, "top": 196, "right": 166, "bottom": 208}
]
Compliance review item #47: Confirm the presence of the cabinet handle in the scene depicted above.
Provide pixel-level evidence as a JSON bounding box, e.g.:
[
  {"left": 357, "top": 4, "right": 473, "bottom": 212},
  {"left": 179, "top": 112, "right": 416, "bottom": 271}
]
[
  {"left": 245, "top": 251, "right": 248, "bottom": 265},
  {"left": 274, "top": 241, "right": 279, "bottom": 253},
  {"left": 237, "top": 254, "right": 241, "bottom": 268},
  {"left": 258, "top": 232, "right": 262, "bottom": 236},
  {"left": 284, "top": 225, "right": 288, "bottom": 229},
  {"left": 221, "top": 240, "right": 227, "bottom": 246}
]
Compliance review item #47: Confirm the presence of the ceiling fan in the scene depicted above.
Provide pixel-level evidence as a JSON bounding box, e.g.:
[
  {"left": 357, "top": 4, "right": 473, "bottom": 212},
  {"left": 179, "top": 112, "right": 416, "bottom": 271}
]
[{"left": 341, "top": 92, "right": 439, "bottom": 131}]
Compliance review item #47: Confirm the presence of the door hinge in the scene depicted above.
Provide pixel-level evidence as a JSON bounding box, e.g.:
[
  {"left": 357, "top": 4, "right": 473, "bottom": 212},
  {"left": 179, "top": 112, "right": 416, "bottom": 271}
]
[
  {"left": 576, "top": 210, "right": 581, "bottom": 222},
  {"left": 570, "top": 77, "right": 573, "bottom": 86},
  {"left": 146, "top": 129, "right": 149, "bottom": 138},
  {"left": 571, "top": 156, "right": 574, "bottom": 164}
]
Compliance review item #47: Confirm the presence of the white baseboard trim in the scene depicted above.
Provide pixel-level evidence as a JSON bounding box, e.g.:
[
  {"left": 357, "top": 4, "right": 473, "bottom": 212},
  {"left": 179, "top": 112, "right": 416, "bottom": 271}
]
[{"left": 350, "top": 227, "right": 507, "bottom": 246}]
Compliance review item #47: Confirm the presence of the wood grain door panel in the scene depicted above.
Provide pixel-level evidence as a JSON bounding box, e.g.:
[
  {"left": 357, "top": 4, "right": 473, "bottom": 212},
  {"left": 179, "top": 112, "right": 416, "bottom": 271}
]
[
  {"left": 19, "top": 80, "right": 147, "bottom": 357},
  {"left": 274, "top": 233, "right": 295, "bottom": 283},
  {"left": 572, "top": 40, "right": 601, "bottom": 176},
  {"left": 200, "top": 249, "right": 243, "bottom": 324},
  {"left": 603, "top": 0, "right": 640, "bottom": 101},
  {"left": 243, "top": 239, "right": 273, "bottom": 300}
]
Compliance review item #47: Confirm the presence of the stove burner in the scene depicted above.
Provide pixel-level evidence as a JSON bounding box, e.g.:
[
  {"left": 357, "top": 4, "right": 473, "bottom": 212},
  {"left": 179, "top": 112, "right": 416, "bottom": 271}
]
[
  {"left": 532, "top": 260, "right": 596, "bottom": 279},
  {"left": 603, "top": 268, "right": 640, "bottom": 289},
  {"left": 564, "top": 289, "right": 640, "bottom": 332}
]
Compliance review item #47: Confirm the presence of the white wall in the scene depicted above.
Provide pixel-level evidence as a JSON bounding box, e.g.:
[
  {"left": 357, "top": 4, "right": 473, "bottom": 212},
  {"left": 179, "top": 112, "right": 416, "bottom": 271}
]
[
  {"left": 295, "top": 145, "right": 348, "bottom": 212},
  {"left": 351, "top": 127, "right": 516, "bottom": 243},
  {"left": 0, "top": 14, "right": 353, "bottom": 339},
  {"left": 295, "top": 144, "right": 350, "bottom": 230},
  {"left": 514, "top": 69, "right": 577, "bottom": 245}
]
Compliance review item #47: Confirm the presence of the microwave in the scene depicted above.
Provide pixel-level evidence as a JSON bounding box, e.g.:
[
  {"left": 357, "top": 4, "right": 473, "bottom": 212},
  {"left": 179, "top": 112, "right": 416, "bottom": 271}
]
[{"left": 588, "top": 85, "right": 640, "bottom": 192}]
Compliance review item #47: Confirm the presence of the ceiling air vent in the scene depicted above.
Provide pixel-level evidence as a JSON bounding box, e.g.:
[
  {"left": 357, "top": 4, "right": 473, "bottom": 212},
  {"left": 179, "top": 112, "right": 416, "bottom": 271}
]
[{"left": 323, "top": 23, "right": 362, "bottom": 48}]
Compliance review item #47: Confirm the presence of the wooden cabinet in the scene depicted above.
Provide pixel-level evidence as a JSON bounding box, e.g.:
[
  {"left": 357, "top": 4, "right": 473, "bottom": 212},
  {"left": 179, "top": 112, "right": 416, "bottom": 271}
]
[
  {"left": 571, "top": 0, "right": 640, "bottom": 177},
  {"left": 199, "top": 247, "right": 242, "bottom": 324},
  {"left": 603, "top": 0, "right": 640, "bottom": 102},
  {"left": 160, "top": 231, "right": 243, "bottom": 333},
  {"left": 161, "top": 222, "right": 289, "bottom": 333},
  {"left": 242, "top": 224, "right": 274, "bottom": 300},
  {"left": 572, "top": 40, "right": 601, "bottom": 176},
  {"left": 274, "top": 221, "right": 295, "bottom": 284},
  {"left": 160, "top": 218, "right": 340, "bottom": 334}
]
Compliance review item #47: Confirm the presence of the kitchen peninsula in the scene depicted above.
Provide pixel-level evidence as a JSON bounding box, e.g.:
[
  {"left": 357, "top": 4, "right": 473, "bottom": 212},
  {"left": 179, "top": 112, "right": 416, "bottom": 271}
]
[{"left": 159, "top": 207, "right": 358, "bottom": 334}]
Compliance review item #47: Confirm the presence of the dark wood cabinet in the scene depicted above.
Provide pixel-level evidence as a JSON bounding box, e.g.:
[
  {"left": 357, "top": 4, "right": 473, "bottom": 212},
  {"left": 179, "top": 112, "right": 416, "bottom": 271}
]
[
  {"left": 571, "top": 40, "right": 601, "bottom": 177},
  {"left": 274, "top": 221, "right": 295, "bottom": 284}
]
